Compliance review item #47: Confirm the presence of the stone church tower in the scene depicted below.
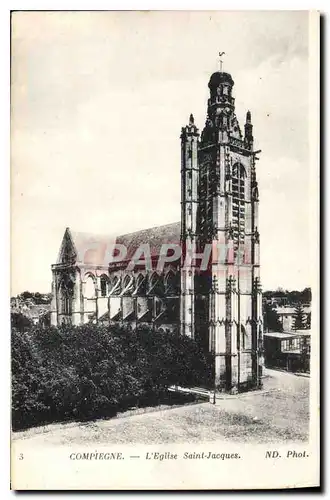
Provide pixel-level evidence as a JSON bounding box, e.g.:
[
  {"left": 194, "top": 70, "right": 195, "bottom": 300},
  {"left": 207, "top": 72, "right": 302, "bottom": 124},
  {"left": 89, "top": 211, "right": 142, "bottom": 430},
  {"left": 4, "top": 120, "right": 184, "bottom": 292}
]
[
  {"left": 51, "top": 66, "right": 263, "bottom": 394},
  {"left": 180, "top": 70, "right": 263, "bottom": 392}
]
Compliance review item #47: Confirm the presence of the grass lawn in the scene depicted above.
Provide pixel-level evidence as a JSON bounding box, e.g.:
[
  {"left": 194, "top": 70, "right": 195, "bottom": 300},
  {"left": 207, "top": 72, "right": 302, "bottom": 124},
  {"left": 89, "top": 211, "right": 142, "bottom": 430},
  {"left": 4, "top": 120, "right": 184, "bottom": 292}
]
[{"left": 12, "top": 368, "right": 309, "bottom": 446}]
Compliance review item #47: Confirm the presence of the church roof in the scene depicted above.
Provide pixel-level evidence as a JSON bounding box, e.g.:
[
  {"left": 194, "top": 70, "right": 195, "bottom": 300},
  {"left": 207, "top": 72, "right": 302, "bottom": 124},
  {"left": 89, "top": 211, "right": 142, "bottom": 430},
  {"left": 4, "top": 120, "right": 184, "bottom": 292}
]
[
  {"left": 117, "top": 222, "right": 181, "bottom": 260},
  {"left": 58, "top": 222, "right": 181, "bottom": 267}
]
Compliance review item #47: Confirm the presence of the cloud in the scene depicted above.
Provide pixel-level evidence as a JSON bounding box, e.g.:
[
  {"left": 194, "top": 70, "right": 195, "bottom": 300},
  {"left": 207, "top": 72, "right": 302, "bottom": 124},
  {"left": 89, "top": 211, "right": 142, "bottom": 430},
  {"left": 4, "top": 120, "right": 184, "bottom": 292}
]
[{"left": 259, "top": 157, "right": 310, "bottom": 290}]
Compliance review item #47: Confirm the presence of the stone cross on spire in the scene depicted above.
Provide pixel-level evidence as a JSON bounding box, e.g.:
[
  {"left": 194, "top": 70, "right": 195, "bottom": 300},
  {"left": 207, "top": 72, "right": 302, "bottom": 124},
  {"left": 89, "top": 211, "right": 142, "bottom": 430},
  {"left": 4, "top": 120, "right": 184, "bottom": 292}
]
[{"left": 218, "top": 51, "right": 226, "bottom": 72}]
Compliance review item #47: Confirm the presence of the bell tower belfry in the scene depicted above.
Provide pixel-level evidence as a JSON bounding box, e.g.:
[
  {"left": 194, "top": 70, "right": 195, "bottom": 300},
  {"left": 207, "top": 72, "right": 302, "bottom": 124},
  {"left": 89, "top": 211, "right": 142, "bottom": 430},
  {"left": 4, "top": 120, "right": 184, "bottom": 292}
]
[{"left": 180, "top": 66, "right": 263, "bottom": 393}]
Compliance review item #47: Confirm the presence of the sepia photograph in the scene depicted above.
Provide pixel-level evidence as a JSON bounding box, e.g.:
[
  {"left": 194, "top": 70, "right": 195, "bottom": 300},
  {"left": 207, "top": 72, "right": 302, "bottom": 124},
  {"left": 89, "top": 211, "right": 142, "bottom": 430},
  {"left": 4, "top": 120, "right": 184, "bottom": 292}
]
[{"left": 10, "top": 10, "right": 320, "bottom": 490}]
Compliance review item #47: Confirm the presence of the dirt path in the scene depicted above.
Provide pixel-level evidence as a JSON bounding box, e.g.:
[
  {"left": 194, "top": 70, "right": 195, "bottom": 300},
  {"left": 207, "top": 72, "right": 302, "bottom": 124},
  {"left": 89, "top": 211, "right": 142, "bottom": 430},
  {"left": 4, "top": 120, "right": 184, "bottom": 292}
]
[{"left": 12, "top": 369, "right": 309, "bottom": 446}]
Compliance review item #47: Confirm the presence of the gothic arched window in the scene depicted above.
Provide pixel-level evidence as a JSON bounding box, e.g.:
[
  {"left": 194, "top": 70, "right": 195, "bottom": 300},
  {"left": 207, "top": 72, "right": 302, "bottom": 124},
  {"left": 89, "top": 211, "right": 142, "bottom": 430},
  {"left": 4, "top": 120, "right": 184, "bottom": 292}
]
[
  {"left": 59, "top": 278, "right": 74, "bottom": 315},
  {"left": 232, "top": 163, "right": 247, "bottom": 260},
  {"left": 187, "top": 170, "right": 192, "bottom": 195},
  {"left": 100, "top": 275, "right": 108, "bottom": 297},
  {"left": 165, "top": 271, "right": 178, "bottom": 296},
  {"left": 84, "top": 275, "right": 96, "bottom": 298}
]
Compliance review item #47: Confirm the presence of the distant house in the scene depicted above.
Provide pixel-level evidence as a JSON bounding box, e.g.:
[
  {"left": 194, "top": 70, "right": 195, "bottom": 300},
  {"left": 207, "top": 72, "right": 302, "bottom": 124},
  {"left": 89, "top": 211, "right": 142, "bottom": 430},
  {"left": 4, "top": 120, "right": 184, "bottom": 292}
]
[
  {"left": 29, "top": 305, "right": 51, "bottom": 325},
  {"left": 276, "top": 305, "right": 311, "bottom": 331},
  {"left": 263, "top": 296, "right": 288, "bottom": 308},
  {"left": 264, "top": 330, "right": 311, "bottom": 373},
  {"left": 11, "top": 298, "right": 51, "bottom": 327}
]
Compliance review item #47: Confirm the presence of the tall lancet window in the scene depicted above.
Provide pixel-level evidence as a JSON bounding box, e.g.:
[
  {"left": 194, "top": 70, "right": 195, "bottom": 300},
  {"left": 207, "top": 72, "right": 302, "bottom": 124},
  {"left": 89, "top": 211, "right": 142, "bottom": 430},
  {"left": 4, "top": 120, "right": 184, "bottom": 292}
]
[
  {"left": 59, "top": 278, "right": 74, "bottom": 315},
  {"left": 232, "top": 163, "right": 247, "bottom": 260},
  {"left": 187, "top": 170, "right": 192, "bottom": 198},
  {"left": 100, "top": 275, "right": 108, "bottom": 297}
]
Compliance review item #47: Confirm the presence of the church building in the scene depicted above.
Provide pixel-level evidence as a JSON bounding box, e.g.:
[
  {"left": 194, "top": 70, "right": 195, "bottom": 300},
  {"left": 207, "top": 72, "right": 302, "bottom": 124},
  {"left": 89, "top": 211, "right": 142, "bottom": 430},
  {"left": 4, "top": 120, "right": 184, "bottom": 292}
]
[{"left": 51, "top": 66, "right": 264, "bottom": 393}]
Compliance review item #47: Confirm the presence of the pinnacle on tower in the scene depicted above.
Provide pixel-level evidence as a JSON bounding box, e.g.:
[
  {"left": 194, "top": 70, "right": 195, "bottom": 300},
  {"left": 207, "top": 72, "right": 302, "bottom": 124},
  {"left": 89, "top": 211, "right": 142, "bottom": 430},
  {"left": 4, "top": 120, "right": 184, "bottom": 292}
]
[
  {"left": 181, "top": 113, "right": 199, "bottom": 139},
  {"left": 244, "top": 110, "right": 253, "bottom": 149}
]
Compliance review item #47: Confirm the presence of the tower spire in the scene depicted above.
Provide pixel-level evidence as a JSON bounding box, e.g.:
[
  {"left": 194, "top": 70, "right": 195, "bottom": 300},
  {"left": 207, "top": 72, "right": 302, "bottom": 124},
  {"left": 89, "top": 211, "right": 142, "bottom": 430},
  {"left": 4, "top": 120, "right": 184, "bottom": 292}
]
[{"left": 218, "top": 51, "right": 226, "bottom": 72}]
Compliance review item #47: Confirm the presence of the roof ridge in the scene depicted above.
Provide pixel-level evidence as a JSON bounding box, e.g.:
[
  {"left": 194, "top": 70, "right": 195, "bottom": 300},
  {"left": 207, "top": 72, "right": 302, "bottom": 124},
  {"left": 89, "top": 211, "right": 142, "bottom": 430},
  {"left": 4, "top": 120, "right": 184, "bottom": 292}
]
[
  {"left": 58, "top": 222, "right": 182, "bottom": 266},
  {"left": 68, "top": 221, "right": 180, "bottom": 241},
  {"left": 117, "top": 221, "right": 180, "bottom": 239}
]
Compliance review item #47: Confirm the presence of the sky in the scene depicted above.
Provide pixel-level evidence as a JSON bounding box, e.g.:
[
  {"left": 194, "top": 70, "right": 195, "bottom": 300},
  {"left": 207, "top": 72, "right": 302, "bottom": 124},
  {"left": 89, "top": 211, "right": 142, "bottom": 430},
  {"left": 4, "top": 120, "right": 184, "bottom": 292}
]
[{"left": 11, "top": 10, "right": 313, "bottom": 295}]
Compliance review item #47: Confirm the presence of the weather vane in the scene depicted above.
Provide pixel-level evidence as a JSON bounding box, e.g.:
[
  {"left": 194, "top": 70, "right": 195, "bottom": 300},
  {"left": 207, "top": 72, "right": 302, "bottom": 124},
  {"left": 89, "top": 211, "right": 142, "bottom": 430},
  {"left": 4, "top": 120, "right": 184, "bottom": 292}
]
[{"left": 218, "top": 52, "right": 226, "bottom": 72}]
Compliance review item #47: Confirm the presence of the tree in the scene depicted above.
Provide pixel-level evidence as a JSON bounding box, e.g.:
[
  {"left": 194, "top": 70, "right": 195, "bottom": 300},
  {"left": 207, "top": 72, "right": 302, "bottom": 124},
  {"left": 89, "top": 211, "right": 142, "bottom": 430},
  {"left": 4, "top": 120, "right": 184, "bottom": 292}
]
[
  {"left": 273, "top": 288, "right": 286, "bottom": 298},
  {"left": 11, "top": 323, "right": 210, "bottom": 430},
  {"left": 293, "top": 303, "right": 306, "bottom": 330},
  {"left": 33, "top": 292, "right": 42, "bottom": 304},
  {"left": 263, "top": 304, "right": 283, "bottom": 332},
  {"left": 19, "top": 291, "right": 34, "bottom": 301},
  {"left": 11, "top": 328, "right": 50, "bottom": 429},
  {"left": 301, "top": 287, "right": 312, "bottom": 304},
  {"left": 11, "top": 312, "right": 33, "bottom": 332},
  {"left": 287, "top": 290, "right": 302, "bottom": 304}
]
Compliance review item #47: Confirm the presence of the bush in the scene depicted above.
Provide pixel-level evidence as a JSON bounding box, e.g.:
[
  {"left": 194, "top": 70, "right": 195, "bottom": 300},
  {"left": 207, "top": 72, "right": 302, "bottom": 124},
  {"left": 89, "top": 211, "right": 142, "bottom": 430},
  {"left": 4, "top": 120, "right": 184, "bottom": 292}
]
[
  {"left": 11, "top": 313, "right": 33, "bottom": 333},
  {"left": 11, "top": 328, "right": 50, "bottom": 429},
  {"left": 11, "top": 324, "right": 210, "bottom": 430}
]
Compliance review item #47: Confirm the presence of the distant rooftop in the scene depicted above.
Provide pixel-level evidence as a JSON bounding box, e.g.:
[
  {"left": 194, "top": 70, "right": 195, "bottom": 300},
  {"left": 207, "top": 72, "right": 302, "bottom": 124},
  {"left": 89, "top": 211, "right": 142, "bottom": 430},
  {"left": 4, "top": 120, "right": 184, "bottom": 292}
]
[
  {"left": 264, "top": 331, "right": 298, "bottom": 339},
  {"left": 276, "top": 306, "right": 311, "bottom": 315},
  {"left": 264, "top": 329, "right": 311, "bottom": 339}
]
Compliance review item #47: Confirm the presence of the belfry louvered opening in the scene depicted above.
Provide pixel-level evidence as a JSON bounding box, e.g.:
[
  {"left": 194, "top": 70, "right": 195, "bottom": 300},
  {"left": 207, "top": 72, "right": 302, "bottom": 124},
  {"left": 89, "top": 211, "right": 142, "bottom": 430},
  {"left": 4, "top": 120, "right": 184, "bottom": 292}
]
[{"left": 232, "top": 163, "right": 247, "bottom": 259}]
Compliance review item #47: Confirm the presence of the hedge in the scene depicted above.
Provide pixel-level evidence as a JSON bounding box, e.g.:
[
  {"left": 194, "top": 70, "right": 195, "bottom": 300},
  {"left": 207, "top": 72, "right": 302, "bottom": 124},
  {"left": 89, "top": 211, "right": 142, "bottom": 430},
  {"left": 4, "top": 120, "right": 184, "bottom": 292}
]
[{"left": 12, "top": 324, "right": 213, "bottom": 430}]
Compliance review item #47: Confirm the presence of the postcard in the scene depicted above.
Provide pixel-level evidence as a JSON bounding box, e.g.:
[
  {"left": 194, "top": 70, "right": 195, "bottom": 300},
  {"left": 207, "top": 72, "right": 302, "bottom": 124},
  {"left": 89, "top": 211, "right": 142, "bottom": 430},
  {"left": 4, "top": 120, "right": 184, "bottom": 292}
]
[{"left": 10, "top": 10, "right": 320, "bottom": 490}]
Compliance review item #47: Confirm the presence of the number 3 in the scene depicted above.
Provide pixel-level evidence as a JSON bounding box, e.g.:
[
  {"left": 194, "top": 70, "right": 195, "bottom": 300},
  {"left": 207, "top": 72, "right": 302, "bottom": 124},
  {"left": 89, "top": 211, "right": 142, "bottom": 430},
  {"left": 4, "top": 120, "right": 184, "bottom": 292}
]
[{"left": 19, "top": 453, "right": 24, "bottom": 460}]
